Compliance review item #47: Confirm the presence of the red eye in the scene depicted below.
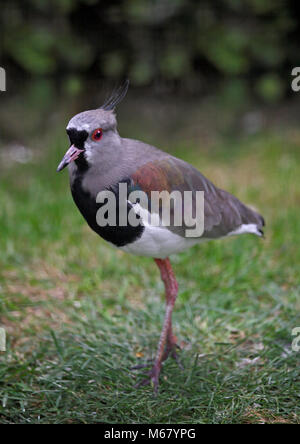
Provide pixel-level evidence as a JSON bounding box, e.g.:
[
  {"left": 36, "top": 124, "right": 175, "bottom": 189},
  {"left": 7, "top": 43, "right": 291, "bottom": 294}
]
[{"left": 92, "top": 128, "right": 103, "bottom": 142}]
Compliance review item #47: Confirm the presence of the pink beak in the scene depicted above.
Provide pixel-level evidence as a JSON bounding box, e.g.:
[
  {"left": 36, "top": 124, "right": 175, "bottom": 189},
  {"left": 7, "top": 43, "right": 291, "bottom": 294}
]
[{"left": 57, "top": 145, "right": 84, "bottom": 172}]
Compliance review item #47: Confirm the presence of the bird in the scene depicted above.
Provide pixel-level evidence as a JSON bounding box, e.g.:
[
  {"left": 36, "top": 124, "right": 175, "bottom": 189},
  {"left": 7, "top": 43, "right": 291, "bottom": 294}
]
[{"left": 57, "top": 80, "right": 265, "bottom": 393}]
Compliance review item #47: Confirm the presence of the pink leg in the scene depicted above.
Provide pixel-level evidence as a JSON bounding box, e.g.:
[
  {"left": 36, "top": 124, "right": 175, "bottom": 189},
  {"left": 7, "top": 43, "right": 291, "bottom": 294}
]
[
  {"left": 135, "top": 258, "right": 179, "bottom": 393},
  {"left": 155, "top": 258, "right": 179, "bottom": 362}
]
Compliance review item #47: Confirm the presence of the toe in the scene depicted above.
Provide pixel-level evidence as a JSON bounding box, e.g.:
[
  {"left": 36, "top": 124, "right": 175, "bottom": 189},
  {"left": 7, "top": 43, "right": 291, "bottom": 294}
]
[{"left": 134, "top": 363, "right": 161, "bottom": 393}]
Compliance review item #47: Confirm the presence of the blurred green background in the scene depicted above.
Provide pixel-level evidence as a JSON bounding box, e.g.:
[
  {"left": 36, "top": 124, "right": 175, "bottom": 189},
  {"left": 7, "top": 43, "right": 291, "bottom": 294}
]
[
  {"left": 1, "top": 0, "right": 300, "bottom": 424},
  {"left": 1, "top": 0, "right": 300, "bottom": 150},
  {"left": 1, "top": 0, "right": 300, "bottom": 103}
]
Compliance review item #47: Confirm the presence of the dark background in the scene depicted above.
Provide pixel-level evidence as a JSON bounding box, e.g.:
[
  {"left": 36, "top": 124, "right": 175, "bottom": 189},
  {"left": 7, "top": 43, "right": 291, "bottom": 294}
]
[
  {"left": 1, "top": 0, "right": 300, "bottom": 147},
  {"left": 1, "top": 0, "right": 300, "bottom": 102}
]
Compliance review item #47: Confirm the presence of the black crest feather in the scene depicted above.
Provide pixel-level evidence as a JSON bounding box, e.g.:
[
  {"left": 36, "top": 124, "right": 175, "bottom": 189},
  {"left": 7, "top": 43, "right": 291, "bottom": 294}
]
[{"left": 101, "top": 80, "right": 130, "bottom": 111}]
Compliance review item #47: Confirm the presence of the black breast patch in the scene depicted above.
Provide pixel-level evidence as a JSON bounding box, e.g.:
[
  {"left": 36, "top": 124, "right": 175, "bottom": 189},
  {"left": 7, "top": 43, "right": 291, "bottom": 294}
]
[{"left": 71, "top": 175, "right": 145, "bottom": 247}]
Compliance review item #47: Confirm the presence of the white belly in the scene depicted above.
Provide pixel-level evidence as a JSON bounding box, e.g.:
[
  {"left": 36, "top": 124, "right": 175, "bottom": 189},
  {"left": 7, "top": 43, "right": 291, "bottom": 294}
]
[
  {"left": 120, "top": 223, "right": 201, "bottom": 258},
  {"left": 118, "top": 204, "right": 262, "bottom": 259},
  {"left": 119, "top": 203, "right": 201, "bottom": 258}
]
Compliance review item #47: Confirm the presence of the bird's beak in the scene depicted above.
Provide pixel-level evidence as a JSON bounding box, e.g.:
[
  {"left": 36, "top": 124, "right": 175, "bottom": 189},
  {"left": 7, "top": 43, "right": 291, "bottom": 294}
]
[{"left": 57, "top": 145, "right": 84, "bottom": 172}]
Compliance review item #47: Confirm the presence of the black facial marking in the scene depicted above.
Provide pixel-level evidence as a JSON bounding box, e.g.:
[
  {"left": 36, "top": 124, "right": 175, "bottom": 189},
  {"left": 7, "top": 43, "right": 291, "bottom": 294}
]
[
  {"left": 67, "top": 128, "right": 88, "bottom": 150},
  {"left": 66, "top": 128, "right": 89, "bottom": 171}
]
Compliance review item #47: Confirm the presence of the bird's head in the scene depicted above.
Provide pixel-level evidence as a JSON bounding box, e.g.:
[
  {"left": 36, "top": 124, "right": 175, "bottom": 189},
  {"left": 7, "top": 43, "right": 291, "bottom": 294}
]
[{"left": 57, "top": 80, "right": 129, "bottom": 172}]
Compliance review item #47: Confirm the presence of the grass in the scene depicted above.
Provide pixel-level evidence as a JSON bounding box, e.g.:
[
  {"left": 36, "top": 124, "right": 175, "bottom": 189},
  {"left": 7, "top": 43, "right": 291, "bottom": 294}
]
[{"left": 0, "top": 123, "right": 300, "bottom": 424}]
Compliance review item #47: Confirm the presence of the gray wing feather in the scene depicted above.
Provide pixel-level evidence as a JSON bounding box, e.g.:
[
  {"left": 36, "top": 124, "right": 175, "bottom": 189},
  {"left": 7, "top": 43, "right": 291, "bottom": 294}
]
[{"left": 130, "top": 155, "right": 265, "bottom": 239}]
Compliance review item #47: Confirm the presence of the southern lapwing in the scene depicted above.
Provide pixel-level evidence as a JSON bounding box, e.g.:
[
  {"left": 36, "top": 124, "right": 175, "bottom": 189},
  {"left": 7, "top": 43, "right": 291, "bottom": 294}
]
[{"left": 57, "top": 81, "right": 265, "bottom": 392}]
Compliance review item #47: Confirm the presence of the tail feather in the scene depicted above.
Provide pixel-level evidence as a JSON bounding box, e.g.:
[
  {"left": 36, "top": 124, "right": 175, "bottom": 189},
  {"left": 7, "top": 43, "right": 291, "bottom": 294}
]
[{"left": 240, "top": 204, "right": 265, "bottom": 237}]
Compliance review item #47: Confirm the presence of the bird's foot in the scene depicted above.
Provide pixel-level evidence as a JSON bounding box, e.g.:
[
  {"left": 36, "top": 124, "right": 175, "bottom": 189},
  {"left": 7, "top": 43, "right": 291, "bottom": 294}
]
[
  {"left": 134, "top": 362, "right": 161, "bottom": 394},
  {"left": 131, "top": 341, "right": 183, "bottom": 392},
  {"left": 162, "top": 342, "right": 184, "bottom": 370},
  {"left": 131, "top": 341, "right": 183, "bottom": 371}
]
